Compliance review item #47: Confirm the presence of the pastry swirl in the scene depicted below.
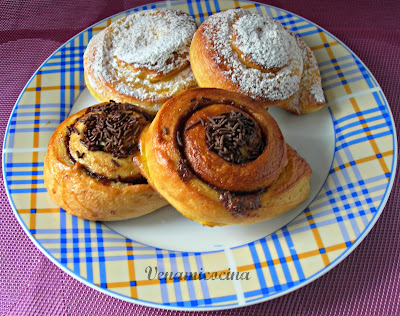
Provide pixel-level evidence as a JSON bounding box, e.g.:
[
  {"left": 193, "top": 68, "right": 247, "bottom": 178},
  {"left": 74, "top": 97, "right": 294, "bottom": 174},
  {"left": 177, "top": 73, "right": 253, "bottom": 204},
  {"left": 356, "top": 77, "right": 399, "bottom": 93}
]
[
  {"left": 190, "top": 9, "right": 325, "bottom": 114},
  {"left": 44, "top": 101, "right": 168, "bottom": 221},
  {"left": 135, "top": 88, "right": 312, "bottom": 226},
  {"left": 84, "top": 9, "right": 198, "bottom": 114}
]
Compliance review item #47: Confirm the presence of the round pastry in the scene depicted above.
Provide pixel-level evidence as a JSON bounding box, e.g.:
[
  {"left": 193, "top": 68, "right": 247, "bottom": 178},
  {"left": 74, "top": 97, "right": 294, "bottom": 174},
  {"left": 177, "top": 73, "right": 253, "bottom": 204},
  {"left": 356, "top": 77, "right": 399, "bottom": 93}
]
[
  {"left": 84, "top": 9, "right": 198, "bottom": 114},
  {"left": 189, "top": 9, "right": 325, "bottom": 115},
  {"left": 135, "top": 88, "right": 312, "bottom": 226},
  {"left": 44, "top": 101, "right": 168, "bottom": 221}
]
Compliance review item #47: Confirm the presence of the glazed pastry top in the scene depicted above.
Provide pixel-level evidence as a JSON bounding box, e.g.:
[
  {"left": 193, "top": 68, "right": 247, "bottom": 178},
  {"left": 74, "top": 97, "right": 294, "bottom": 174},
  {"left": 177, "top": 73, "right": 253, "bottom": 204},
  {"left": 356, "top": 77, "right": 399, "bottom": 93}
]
[{"left": 135, "top": 88, "right": 312, "bottom": 225}]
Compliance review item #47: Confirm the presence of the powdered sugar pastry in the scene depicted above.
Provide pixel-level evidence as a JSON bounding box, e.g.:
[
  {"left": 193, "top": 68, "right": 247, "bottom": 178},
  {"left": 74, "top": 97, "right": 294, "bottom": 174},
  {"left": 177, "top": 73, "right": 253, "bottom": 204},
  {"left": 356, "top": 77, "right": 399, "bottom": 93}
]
[
  {"left": 202, "top": 9, "right": 303, "bottom": 102},
  {"left": 84, "top": 9, "right": 197, "bottom": 105}
]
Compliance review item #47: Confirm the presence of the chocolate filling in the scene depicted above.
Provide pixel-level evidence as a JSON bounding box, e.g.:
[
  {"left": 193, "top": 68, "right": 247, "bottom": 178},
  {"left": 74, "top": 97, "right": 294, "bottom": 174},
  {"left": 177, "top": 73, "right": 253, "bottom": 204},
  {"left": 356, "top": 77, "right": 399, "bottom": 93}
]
[
  {"left": 83, "top": 168, "right": 147, "bottom": 185},
  {"left": 174, "top": 97, "right": 212, "bottom": 177},
  {"left": 220, "top": 190, "right": 262, "bottom": 216},
  {"left": 177, "top": 159, "right": 193, "bottom": 183}
]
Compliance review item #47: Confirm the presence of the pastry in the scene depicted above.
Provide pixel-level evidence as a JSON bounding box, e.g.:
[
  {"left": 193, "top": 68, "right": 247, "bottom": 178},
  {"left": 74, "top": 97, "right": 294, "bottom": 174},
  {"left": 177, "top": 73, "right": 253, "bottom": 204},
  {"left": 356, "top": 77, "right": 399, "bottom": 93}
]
[
  {"left": 84, "top": 9, "right": 198, "bottom": 114},
  {"left": 135, "top": 88, "right": 312, "bottom": 226},
  {"left": 44, "top": 101, "right": 168, "bottom": 221},
  {"left": 189, "top": 9, "right": 325, "bottom": 115}
]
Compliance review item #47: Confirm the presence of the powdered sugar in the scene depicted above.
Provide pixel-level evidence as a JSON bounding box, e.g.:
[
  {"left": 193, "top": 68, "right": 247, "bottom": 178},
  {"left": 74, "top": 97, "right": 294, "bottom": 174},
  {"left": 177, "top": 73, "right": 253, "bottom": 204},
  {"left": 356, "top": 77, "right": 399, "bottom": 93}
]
[
  {"left": 202, "top": 9, "right": 303, "bottom": 101},
  {"left": 84, "top": 9, "right": 196, "bottom": 103},
  {"left": 113, "top": 10, "right": 195, "bottom": 74},
  {"left": 292, "top": 29, "right": 325, "bottom": 107},
  {"left": 233, "top": 14, "right": 291, "bottom": 70},
  {"left": 310, "top": 83, "right": 325, "bottom": 103}
]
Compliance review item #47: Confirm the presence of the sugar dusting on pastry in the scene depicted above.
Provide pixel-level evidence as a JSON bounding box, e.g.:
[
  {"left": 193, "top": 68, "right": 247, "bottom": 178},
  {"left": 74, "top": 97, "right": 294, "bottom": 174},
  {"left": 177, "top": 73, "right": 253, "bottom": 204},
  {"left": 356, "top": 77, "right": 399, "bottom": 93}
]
[
  {"left": 199, "top": 8, "right": 325, "bottom": 110},
  {"left": 292, "top": 30, "right": 326, "bottom": 104},
  {"left": 113, "top": 10, "right": 195, "bottom": 74},
  {"left": 202, "top": 9, "right": 302, "bottom": 101},
  {"left": 284, "top": 30, "right": 325, "bottom": 113},
  {"left": 233, "top": 14, "right": 291, "bottom": 70},
  {"left": 84, "top": 9, "right": 197, "bottom": 104},
  {"left": 310, "top": 83, "right": 325, "bottom": 104}
]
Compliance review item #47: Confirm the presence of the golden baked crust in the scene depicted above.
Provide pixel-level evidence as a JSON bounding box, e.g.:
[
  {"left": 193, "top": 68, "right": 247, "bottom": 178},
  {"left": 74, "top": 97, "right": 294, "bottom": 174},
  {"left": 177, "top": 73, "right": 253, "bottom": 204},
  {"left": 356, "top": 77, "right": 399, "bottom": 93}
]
[
  {"left": 135, "top": 88, "right": 312, "bottom": 226},
  {"left": 84, "top": 9, "right": 198, "bottom": 114},
  {"left": 44, "top": 102, "right": 168, "bottom": 221},
  {"left": 190, "top": 9, "right": 325, "bottom": 115}
]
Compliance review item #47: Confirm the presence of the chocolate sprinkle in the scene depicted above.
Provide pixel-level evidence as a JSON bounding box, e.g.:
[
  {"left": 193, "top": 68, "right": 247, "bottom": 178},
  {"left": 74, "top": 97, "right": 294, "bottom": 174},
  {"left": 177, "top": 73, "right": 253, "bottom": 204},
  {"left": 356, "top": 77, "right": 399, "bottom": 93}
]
[
  {"left": 192, "top": 101, "right": 202, "bottom": 111},
  {"left": 163, "top": 126, "right": 168, "bottom": 135},
  {"left": 185, "top": 118, "right": 201, "bottom": 131},
  {"left": 205, "top": 111, "right": 265, "bottom": 164},
  {"left": 189, "top": 97, "right": 197, "bottom": 102},
  {"left": 76, "top": 101, "right": 148, "bottom": 158},
  {"left": 111, "top": 159, "right": 120, "bottom": 167},
  {"left": 76, "top": 151, "right": 85, "bottom": 159}
]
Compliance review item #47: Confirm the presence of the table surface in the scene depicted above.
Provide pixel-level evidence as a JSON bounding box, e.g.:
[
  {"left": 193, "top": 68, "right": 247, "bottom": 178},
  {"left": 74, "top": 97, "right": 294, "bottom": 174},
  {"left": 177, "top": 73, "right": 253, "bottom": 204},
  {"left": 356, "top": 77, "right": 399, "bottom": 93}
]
[{"left": 1, "top": 0, "right": 399, "bottom": 315}]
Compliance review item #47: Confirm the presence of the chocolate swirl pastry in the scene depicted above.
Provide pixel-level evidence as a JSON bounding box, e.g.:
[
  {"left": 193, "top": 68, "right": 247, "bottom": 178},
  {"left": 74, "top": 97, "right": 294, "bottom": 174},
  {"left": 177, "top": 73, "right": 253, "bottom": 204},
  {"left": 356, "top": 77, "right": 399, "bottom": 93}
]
[
  {"left": 135, "top": 88, "right": 312, "bottom": 226},
  {"left": 189, "top": 9, "right": 325, "bottom": 115},
  {"left": 44, "top": 101, "right": 168, "bottom": 221},
  {"left": 84, "top": 8, "right": 198, "bottom": 114}
]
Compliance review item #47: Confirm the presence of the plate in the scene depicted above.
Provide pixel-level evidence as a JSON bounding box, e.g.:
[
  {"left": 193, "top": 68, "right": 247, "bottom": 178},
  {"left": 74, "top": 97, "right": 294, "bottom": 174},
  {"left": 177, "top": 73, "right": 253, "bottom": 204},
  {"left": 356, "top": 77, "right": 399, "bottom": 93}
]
[{"left": 3, "top": 0, "right": 397, "bottom": 311}]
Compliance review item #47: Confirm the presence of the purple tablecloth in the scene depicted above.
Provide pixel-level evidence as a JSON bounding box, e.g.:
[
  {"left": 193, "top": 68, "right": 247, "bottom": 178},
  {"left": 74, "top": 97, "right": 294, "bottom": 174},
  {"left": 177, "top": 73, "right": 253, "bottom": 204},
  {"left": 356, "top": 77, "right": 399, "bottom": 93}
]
[{"left": 1, "top": 0, "right": 399, "bottom": 314}]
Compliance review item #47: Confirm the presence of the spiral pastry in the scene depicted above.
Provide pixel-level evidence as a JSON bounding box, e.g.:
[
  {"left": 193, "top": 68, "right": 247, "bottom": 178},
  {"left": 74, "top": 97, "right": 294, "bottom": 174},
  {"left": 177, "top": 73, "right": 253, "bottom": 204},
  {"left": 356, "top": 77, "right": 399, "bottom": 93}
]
[
  {"left": 84, "top": 9, "right": 198, "bottom": 114},
  {"left": 190, "top": 9, "right": 325, "bottom": 115},
  {"left": 135, "top": 88, "right": 312, "bottom": 226},
  {"left": 44, "top": 101, "right": 168, "bottom": 221}
]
